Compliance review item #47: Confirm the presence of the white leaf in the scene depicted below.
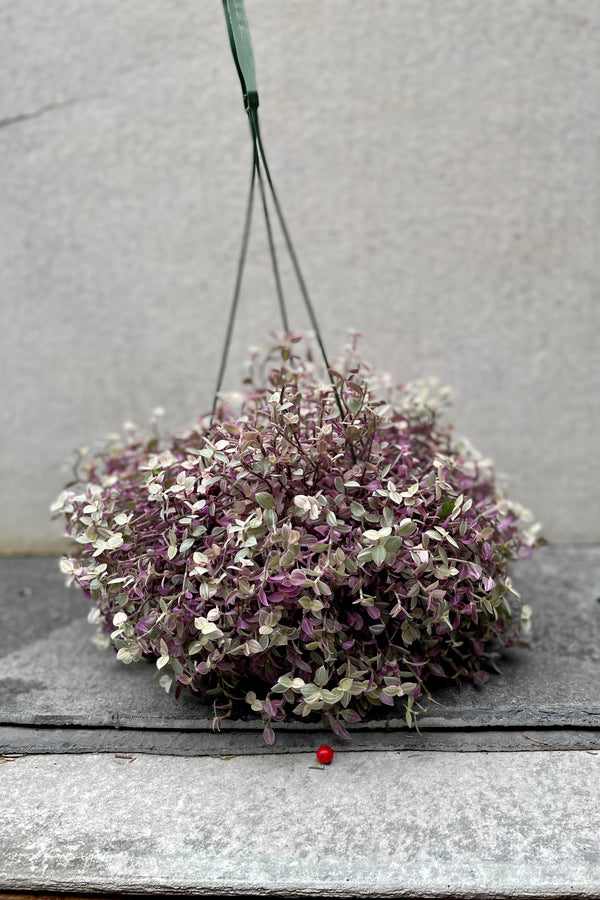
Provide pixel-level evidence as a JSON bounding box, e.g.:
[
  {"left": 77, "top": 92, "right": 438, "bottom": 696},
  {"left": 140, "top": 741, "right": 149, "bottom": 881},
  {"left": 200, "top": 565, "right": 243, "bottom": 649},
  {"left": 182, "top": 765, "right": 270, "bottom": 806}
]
[{"left": 158, "top": 673, "right": 172, "bottom": 693}]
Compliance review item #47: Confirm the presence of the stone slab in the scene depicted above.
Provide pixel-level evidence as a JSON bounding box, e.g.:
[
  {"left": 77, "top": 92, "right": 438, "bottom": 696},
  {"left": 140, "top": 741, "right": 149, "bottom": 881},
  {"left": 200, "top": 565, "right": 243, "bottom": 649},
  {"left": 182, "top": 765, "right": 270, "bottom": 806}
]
[
  {"left": 0, "top": 547, "right": 599, "bottom": 753},
  {"left": 0, "top": 751, "right": 599, "bottom": 897},
  {"left": 1, "top": 725, "right": 600, "bottom": 757}
]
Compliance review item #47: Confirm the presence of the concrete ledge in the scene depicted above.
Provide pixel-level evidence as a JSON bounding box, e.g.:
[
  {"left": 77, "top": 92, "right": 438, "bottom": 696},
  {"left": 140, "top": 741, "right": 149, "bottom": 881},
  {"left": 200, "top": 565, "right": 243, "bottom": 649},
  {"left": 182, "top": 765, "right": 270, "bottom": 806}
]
[
  {"left": 1, "top": 724, "right": 600, "bottom": 757},
  {"left": 1, "top": 751, "right": 599, "bottom": 898}
]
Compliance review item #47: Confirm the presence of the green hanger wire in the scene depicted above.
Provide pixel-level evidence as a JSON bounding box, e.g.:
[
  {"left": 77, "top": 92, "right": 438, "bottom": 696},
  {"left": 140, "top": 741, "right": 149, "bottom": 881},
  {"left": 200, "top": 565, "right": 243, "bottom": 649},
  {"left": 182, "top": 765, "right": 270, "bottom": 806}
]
[{"left": 213, "top": 0, "right": 347, "bottom": 430}]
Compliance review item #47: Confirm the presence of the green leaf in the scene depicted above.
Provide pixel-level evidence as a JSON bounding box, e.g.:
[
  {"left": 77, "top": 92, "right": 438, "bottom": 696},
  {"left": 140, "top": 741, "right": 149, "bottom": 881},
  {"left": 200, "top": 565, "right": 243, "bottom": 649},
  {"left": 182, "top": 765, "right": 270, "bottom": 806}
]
[
  {"left": 372, "top": 545, "right": 386, "bottom": 566},
  {"left": 314, "top": 665, "right": 328, "bottom": 686},
  {"left": 357, "top": 548, "right": 373, "bottom": 564},
  {"left": 321, "top": 689, "right": 339, "bottom": 704},
  {"left": 255, "top": 492, "right": 275, "bottom": 509},
  {"left": 263, "top": 508, "right": 277, "bottom": 528},
  {"left": 347, "top": 396, "right": 362, "bottom": 415},
  {"left": 300, "top": 683, "right": 321, "bottom": 698},
  {"left": 397, "top": 519, "right": 417, "bottom": 536},
  {"left": 383, "top": 536, "right": 403, "bottom": 553},
  {"left": 310, "top": 542, "right": 329, "bottom": 552},
  {"left": 382, "top": 507, "right": 394, "bottom": 527},
  {"left": 440, "top": 499, "right": 455, "bottom": 519}
]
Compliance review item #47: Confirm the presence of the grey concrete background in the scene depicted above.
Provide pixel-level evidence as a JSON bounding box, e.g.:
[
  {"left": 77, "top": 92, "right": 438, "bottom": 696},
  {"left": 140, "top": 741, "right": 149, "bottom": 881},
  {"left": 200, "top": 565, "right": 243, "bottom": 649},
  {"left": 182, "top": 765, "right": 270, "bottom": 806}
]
[{"left": 1, "top": 0, "right": 599, "bottom": 552}]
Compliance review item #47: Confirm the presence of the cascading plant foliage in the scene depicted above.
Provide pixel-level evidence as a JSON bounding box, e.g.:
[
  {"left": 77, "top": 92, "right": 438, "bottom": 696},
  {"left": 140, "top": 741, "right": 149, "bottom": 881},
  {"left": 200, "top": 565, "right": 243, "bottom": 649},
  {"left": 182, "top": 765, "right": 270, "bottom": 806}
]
[{"left": 52, "top": 334, "right": 539, "bottom": 744}]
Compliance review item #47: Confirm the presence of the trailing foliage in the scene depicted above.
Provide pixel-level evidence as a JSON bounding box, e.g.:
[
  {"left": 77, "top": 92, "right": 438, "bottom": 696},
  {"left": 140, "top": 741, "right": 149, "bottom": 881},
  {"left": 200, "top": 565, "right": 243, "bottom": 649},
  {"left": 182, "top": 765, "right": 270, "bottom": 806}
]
[{"left": 52, "top": 335, "right": 539, "bottom": 744}]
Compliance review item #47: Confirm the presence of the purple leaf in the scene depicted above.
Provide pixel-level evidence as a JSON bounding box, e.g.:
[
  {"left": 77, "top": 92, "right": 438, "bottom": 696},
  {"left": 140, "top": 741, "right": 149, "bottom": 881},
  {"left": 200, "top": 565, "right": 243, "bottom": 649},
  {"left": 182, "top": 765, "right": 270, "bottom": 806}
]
[
  {"left": 263, "top": 724, "right": 276, "bottom": 746},
  {"left": 289, "top": 569, "right": 307, "bottom": 585}
]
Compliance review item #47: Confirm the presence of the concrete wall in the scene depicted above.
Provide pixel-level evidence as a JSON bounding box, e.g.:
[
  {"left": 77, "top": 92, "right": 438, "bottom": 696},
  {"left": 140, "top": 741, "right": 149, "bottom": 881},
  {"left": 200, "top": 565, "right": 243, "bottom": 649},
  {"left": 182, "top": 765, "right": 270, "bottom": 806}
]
[{"left": 1, "top": 0, "right": 599, "bottom": 552}]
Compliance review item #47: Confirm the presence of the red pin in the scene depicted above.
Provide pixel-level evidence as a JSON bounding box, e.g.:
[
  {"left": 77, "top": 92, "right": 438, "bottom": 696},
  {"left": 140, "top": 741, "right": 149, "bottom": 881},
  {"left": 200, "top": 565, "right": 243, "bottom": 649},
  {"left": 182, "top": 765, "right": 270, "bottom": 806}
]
[{"left": 316, "top": 745, "right": 334, "bottom": 764}]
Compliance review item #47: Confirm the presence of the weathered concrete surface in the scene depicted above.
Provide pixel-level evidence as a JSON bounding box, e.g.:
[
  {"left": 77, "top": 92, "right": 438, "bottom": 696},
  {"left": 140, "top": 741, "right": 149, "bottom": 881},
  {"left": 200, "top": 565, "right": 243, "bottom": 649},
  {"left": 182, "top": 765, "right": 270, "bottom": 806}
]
[
  {"left": 1, "top": 725, "right": 599, "bottom": 757},
  {"left": 0, "top": 547, "right": 600, "bottom": 749},
  {"left": 0, "top": 547, "right": 599, "bottom": 755},
  {"left": 0, "top": 751, "right": 599, "bottom": 897},
  {"left": 2, "top": 1, "right": 600, "bottom": 552}
]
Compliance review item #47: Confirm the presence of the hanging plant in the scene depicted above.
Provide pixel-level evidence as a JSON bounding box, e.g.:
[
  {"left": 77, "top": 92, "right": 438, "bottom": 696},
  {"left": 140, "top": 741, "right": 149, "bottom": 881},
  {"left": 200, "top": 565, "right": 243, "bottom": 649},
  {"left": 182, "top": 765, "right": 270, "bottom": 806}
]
[
  {"left": 52, "top": 334, "right": 539, "bottom": 745},
  {"left": 53, "top": 1, "right": 540, "bottom": 744}
]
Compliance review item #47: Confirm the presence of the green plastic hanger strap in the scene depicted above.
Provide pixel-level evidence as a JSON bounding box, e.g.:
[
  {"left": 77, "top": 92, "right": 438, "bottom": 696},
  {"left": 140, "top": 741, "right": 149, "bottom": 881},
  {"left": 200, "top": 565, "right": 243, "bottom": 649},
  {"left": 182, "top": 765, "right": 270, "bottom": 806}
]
[
  {"left": 222, "top": 0, "right": 259, "bottom": 111},
  {"left": 217, "top": 0, "right": 351, "bottom": 450}
]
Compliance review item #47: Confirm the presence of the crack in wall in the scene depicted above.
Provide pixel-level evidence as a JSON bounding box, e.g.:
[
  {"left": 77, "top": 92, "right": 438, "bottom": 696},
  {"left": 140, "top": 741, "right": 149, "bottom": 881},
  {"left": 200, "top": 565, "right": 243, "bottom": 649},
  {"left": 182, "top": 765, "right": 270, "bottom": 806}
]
[{"left": 0, "top": 96, "right": 97, "bottom": 131}]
